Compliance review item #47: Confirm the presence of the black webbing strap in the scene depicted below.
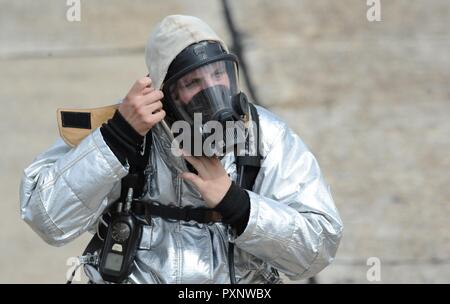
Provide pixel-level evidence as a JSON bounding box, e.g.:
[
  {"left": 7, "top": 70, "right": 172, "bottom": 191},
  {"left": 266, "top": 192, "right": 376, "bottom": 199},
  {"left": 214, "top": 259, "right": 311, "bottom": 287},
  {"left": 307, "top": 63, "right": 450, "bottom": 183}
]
[
  {"left": 236, "top": 103, "right": 262, "bottom": 191},
  {"left": 81, "top": 131, "right": 152, "bottom": 258},
  {"left": 121, "top": 129, "right": 153, "bottom": 199},
  {"left": 140, "top": 202, "right": 222, "bottom": 224},
  {"left": 229, "top": 103, "right": 262, "bottom": 284}
]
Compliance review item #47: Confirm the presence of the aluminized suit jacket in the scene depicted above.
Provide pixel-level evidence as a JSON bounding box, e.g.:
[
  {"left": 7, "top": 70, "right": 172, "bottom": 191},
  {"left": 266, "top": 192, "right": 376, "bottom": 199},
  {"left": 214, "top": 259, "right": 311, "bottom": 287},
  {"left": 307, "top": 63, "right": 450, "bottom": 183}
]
[{"left": 19, "top": 15, "right": 343, "bottom": 284}]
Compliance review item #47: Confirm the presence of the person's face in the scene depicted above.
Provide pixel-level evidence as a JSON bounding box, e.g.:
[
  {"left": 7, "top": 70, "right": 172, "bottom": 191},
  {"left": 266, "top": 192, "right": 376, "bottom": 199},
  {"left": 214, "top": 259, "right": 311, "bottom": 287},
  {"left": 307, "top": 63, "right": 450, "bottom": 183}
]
[{"left": 175, "top": 61, "right": 230, "bottom": 105}]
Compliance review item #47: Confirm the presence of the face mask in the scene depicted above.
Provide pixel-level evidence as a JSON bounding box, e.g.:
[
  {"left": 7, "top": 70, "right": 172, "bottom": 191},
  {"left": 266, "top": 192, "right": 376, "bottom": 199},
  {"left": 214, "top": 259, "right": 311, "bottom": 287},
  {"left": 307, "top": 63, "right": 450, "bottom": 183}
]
[
  {"left": 184, "top": 85, "right": 240, "bottom": 124},
  {"left": 162, "top": 42, "right": 249, "bottom": 156},
  {"left": 171, "top": 88, "right": 250, "bottom": 157}
]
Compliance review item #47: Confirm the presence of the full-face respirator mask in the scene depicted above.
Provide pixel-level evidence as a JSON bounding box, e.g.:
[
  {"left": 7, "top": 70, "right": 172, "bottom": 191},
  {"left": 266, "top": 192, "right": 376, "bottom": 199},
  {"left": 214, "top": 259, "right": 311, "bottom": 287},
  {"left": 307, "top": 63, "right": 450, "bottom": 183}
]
[{"left": 162, "top": 41, "right": 249, "bottom": 157}]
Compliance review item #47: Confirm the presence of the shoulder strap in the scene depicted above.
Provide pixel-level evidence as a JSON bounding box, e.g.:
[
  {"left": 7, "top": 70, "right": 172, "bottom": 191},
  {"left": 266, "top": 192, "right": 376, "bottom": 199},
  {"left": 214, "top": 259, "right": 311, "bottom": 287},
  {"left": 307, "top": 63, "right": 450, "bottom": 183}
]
[
  {"left": 79, "top": 131, "right": 152, "bottom": 259},
  {"left": 120, "top": 130, "right": 153, "bottom": 199},
  {"left": 236, "top": 103, "right": 262, "bottom": 191}
]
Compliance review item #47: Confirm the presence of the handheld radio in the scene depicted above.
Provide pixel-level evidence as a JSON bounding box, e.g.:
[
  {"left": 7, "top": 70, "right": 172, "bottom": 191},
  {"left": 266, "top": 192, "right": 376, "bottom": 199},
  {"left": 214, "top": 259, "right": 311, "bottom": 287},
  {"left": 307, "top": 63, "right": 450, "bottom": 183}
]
[{"left": 99, "top": 188, "right": 142, "bottom": 283}]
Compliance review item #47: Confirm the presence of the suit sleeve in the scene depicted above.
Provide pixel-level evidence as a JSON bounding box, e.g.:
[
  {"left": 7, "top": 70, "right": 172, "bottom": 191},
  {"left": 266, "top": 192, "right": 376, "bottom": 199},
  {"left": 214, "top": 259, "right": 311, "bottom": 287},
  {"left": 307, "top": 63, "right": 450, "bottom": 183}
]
[
  {"left": 231, "top": 116, "right": 343, "bottom": 280},
  {"left": 20, "top": 128, "right": 128, "bottom": 246}
]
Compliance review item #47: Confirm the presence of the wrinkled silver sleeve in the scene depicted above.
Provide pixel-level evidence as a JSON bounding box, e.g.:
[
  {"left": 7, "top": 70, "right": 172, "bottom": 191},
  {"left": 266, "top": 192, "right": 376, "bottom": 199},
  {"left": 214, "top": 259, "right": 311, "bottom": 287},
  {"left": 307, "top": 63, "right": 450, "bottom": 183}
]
[
  {"left": 20, "top": 128, "right": 128, "bottom": 246},
  {"left": 231, "top": 106, "right": 343, "bottom": 280}
]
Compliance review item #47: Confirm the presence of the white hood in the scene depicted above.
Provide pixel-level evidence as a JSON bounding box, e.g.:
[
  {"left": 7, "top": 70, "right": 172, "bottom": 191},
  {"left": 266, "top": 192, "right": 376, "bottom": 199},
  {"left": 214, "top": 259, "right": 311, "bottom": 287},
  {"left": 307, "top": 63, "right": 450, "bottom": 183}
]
[{"left": 145, "top": 15, "right": 228, "bottom": 90}]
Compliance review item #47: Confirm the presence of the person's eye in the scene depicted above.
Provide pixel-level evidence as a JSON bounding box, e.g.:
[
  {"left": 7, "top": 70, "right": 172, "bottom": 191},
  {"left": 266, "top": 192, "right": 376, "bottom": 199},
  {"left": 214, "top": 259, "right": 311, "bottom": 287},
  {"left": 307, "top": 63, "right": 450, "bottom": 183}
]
[
  {"left": 213, "top": 69, "right": 225, "bottom": 79},
  {"left": 184, "top": 79, "right": 200, "bottom": 88}
]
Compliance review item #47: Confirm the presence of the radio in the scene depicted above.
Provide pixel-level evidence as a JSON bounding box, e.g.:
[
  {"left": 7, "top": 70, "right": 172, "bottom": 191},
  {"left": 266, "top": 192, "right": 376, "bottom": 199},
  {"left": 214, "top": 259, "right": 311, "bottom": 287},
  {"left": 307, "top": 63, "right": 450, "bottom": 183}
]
[{"left": 99, "top": 188, "right": 142, "bottom": 283}]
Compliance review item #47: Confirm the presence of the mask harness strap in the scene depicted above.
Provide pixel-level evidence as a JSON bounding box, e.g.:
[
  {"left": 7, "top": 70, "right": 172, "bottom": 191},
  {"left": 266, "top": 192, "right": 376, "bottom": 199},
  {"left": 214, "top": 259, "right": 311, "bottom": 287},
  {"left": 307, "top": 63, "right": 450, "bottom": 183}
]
[{"left": 228, "top": 102, "right": 262, "bottom": 284}]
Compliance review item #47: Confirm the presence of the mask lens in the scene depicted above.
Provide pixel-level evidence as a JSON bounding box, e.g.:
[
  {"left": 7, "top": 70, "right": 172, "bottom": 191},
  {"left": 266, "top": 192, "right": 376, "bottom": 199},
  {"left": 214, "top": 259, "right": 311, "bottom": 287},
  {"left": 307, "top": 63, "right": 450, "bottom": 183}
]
[{"left": 167, "top": 60, "right": 239, "bottom": 125}]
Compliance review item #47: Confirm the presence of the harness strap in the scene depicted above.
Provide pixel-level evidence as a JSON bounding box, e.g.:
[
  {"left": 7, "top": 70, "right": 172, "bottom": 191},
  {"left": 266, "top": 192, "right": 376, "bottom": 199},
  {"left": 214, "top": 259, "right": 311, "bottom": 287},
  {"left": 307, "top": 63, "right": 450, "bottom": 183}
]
[
  {"left": 83, "top": 199, "right": 223, "bottom": 259},
  {"left": 236, "top": 103, "right": 262, "bottom": 190},
  {"left": 142, "top": 202, "right": 223, "bottom": 224}
]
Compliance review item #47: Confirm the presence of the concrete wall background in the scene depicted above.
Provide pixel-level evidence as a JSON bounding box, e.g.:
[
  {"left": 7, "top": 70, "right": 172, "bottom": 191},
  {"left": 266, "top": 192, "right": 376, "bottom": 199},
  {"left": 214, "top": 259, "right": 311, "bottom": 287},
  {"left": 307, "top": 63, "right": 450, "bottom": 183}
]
[{"left": 1, "top": 0, "right": 449, "bottom": 283}]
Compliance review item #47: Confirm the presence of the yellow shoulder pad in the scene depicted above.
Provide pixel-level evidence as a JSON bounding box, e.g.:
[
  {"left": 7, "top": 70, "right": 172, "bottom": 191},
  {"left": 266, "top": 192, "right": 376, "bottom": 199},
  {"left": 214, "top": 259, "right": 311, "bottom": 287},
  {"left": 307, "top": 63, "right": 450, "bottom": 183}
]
[{"left": 57, "top": 104, "right": 119, "bottom": 147}]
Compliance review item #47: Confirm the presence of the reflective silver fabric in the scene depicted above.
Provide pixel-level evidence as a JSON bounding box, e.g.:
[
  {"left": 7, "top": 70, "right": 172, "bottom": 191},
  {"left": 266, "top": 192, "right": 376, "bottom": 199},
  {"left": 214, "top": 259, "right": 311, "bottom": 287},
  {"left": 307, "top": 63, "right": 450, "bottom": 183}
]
[{"left": 20, "top": 105, "right": 343, "bottom": 283}]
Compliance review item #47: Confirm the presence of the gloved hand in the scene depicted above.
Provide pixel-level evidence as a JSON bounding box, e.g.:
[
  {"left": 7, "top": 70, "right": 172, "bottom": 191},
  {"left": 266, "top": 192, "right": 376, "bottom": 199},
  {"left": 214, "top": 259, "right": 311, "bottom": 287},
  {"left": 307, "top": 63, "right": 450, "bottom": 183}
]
[{"left": 119, "top": 76, "right": 165, "bottom": 136}]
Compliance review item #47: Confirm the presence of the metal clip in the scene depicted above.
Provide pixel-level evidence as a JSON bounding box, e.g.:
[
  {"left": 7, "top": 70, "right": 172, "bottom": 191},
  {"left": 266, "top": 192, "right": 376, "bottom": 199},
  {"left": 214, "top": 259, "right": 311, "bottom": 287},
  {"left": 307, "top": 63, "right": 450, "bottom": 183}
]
[
  {"left": 78, "top": 253, "right": 99, "bottom": 266},
  {"left": 124, "top": 187, "right": 134, "bottom": 212},
  {"left": 140, "top": 135, "right": 146, "bottom": 156}
]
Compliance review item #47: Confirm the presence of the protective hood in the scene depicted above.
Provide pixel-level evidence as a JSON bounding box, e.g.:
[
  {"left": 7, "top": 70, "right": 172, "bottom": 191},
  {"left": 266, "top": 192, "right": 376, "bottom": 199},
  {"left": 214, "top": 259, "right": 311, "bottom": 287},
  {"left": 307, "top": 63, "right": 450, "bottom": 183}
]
[
  {"left": 145, "top": 15, "right": 248, "bottom": 157},
  {"left": 145, "top": 15, "right": 229, "bottom": 90}
]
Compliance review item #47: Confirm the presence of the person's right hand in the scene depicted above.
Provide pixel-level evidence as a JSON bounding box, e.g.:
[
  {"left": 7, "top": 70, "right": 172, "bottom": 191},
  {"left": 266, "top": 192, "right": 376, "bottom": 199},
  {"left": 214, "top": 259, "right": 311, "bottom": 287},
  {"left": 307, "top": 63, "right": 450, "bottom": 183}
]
[{"left": 119, "top": 76, "right": 166, "bottom": 136}]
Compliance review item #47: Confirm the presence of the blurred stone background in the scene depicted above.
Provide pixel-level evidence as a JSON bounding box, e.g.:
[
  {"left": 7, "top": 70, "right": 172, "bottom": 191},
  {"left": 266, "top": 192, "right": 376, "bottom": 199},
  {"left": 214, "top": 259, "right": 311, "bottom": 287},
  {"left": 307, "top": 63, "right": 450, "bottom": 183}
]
[{"left": 1, "top": 0, "right": 449, "bottom": 283}]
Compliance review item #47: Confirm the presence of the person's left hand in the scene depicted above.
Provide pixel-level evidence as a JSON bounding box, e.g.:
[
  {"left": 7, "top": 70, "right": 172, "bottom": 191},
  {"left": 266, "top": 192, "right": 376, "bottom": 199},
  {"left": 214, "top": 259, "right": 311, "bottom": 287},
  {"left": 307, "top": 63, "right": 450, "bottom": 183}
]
[{"left": 179, "top": 154, "right": 232, "bottom": 208}]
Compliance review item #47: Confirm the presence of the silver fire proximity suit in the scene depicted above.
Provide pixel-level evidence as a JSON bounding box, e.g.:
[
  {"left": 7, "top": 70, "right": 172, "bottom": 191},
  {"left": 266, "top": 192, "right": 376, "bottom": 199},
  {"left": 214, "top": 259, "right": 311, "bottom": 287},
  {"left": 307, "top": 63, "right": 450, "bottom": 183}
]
[{"left": 19, "top": 15, "right": 343, "bottom": 284}]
